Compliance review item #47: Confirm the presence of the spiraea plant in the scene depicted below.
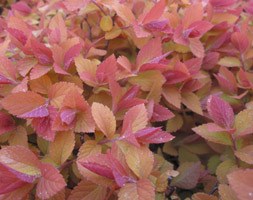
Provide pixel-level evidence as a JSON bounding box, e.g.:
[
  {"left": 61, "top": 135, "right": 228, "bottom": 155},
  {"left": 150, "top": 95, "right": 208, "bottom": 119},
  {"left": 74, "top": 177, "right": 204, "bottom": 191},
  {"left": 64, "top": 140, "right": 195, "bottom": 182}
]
[{"left": 0, "top": 0, "right": 253, "bottom": 199}]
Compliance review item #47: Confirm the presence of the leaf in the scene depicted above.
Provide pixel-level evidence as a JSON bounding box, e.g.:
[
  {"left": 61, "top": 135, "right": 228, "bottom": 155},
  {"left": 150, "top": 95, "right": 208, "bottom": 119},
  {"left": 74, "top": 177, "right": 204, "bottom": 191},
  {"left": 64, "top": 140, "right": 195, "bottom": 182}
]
[
  {"left": 1, "top": 91, "right": 48, "bottom": 118},
  {"left": 135, "top": 127, "right": 174, "bottom": 144},
  {"left": 150, "top": 103, "right": 174, "bottom": 122},
  {"left": 0, "top": 145, "right": 41, "bottom": 183},
  {"left": 166, "top": 114, "right": 184, "bottom": 132},
  {"left": 181, "top": 92, "right": 203, "bottom": 115},
  {"left": 192, "top": 123, "right": 233, "bottom": 145},
  {"left": 8, "top": 126, "right": 28, "bottom": 147},
  {"left": 91, "top": 102, "right": 116, "bottom": 139},
  {"left": 118, "top": 179, "right": 155, "bottom": 200},
  {"left": 48, "top": 82, "right": 82, "bottom": 108},
  {"left": 31, "top": 106, "right": 57, "bottom": 142},
  {"left": 36, "top": 163, "right": 66, "bottom": 200},
  {"left": 219, "top": 184, "right": 237, "bottom": 200},
  {"left": 189, "top": 38, "right": 205, "bottom": 58},
  {"left": 231, "top": 32, "right": 249, "bottom": 53},
  {"left": 171, "top": 162, "right": 201, "bottom": 189},
  {"left": 125, "top": 145, "right": 154, "bottom": 178},
  {"left": 218, "top": 56, "right": 241, "bottom": 67},
  {"left": 0, "top": 182, "right": 33, "bottom": 200},
  {"left": 192, "top": 193, "right": 218, "bottom": 200},
  {"left": 207, "top": 95, "right": 234, "bottom": 129},
  {"left": 122, "top": 104, "right": 148, "bottom": 134},
  {"left": 100, "top": 16, "right": 113, "bottom": 32},
  {"left": 228, "top": 169, "right": 253, "bottom": 200},
  {"left": 136, "top": 37, "right": 162, "bottom": 68},
  {"left": 234, "top": 109, "right": 253, "bottom": 137},
  {"left": 142, "top": 0, "right": 166, "bottom": 24},
  {"left": 216, "top": 160, "right": 237, "bottom": 184},
  {"left": 77, "top": 140, "right": 102, "bottom": 161},
  {"left": 162, "top": 86, "right": 181, "bottom": 108},
  {"left": 48, "top": 131, "right": 75, "bottom": 166},
  {"left": 96, "top": 54, "right": 117, "bottom": 84},
  {"left": 68, "top": 180, "right": 107, "bottom": 200},
  {"left": 235, "top": 145, "right": 253, "bottom": 164},
  {"left": 0, "top": 56, "right": 17, "bottom": 84},
  {"left": 0, "top": 112, "right": 15, "bottom": 135},
  {"left": 0, "top": 163, "right": 26, "bottom": 195}
]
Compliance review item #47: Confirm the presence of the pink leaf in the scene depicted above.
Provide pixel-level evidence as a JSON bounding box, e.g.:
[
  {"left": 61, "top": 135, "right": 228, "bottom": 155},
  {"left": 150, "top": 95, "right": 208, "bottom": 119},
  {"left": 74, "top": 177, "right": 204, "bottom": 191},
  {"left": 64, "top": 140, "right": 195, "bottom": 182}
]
[
  {"left": 231, "top": 32, "right": 249, "bottom": 53},
  {"left": 135, "top": 127, "right": 174, "bottom": 144},
  {"left": 207, "top": 95, "right": 234, "bottom": 129},
  {"left": 0, "top": 164, "right": 26, "bottom": 195},
  {"left": 36, "top": 163, "right": 66, "bottom": 200},
  {"left": 96, "top": 54, "right": 117, "bottom": 84},
  {"left": 151, "top": 103, "right": 174, "bottom": 122},
  {"left": 136, "top": 37, "right": 162, "bottom": 68},
  {"left": 60, "top": 108, "right": 76, "bottom": 125},
  {"left": 80, "top": 154, "right": 114, "bottom": 179},
  {"left": 142, "top": 0, "right": 166, "bottom": 24}
]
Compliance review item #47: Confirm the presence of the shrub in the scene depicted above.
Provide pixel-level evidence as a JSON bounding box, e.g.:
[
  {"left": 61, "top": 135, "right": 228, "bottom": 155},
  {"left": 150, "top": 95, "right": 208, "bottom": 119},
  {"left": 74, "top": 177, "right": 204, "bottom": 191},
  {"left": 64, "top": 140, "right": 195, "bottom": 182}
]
[{"left": 0, "top": 0, "right": 253, "bottom": 199}]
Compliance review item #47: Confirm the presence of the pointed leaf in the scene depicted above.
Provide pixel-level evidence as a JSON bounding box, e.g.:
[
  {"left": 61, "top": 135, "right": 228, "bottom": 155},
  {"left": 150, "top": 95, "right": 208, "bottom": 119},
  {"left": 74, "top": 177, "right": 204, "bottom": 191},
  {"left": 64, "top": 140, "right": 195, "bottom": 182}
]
[
  {"left": 207, "top": 95, "right": 234, "bottom": 129},
  {"left": 1, "top": 91, "right": 48, "bottom": 118},
  {"left": 48, "top": 131, "right": 75, "bottom": 165},
  {"left": 118, "top": 179, "right": 155, "bottom": 200},
  {"left": 36, "top": 163, "right": 66, "bottom": 200},
  {"left": 0, "top": 146, "right": 41, "bottom": 183},
  {"left": 235, "top": 145, "right": 253, "bottom": 164},
  {"left": 122, "top": 104, "right": 148, "bottom": 134},
  {"left": 125, "top": 145, "right": 154, "bottom": 178},
  {"left": 181, "top": 92, "right": 203, "bottom": 115},
  {"left": 91, "top": 102, "right": 116, "bottom": 139},
  {"left": 68, "top": 180, "right": 107, "bottom": 200},
  {"left": 228, "top": 169, "right": 253, "bottom": 200},
  {"left": 192, "top": 123, "right": 233, "bottom": 145},
  {"left": 234, "top": 109, "right": 253, "bottom": 137}
]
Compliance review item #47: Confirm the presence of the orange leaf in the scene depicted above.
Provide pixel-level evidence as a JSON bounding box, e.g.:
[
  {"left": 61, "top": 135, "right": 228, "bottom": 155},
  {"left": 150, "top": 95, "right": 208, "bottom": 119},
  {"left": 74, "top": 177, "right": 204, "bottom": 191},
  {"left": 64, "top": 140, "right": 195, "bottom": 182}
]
[
  {"left": 118, "top": 178, "right": 155, "bottom": 200},
  {"left": 91, "top": 102, "right": 116, "bottom": 139},
  {"left": 228, "top": 169, "right": 253, "bottom": 200},
  {"left": 122, "top": 104, "right": 148, "bottom": 134},
  {"left": 36, "top": 163, "right": 66, "bottom": 200},
  {"left": 0, "top": 145, "right": 41, "bottom": 183},
  {"left": 125, "top": 145, "right": 154, "bottom": 178},
  {"left": 48, "top": 131, "right": 75, "bottom": 165},
  {"left": 68, "top": 180, "right": 107, "bottom": 200},
  {"left": 1, "top": 91, "right": 48, "bottom": 118}
]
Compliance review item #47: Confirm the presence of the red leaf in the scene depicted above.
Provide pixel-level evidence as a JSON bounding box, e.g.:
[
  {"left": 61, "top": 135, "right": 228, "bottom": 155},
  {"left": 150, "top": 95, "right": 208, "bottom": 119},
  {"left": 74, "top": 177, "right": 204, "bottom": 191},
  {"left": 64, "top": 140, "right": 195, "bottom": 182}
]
[
  {"left": 207, "top": 95, "right": 234, "bottom": 129},
  {"left": 36, "top": 163, "right": 66, "bottom": 200},
  {"left": 135, "top": 127, "right": 174, "bottom": 144},
  {"left": 0, "top": 112, "right": 15, "bottom": 135}
]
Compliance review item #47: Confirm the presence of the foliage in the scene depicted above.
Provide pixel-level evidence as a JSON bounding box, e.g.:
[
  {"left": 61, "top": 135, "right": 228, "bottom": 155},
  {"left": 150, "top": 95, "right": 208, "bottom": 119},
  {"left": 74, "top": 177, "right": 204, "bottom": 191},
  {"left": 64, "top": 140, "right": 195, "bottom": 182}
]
[{"left": 0, "top": 0, "right": 253, "bottom": 199}]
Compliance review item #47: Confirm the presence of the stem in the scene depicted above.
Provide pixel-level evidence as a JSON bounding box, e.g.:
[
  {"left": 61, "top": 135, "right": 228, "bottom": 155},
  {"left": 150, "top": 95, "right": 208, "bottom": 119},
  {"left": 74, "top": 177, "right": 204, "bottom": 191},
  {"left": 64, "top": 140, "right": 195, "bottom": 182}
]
[
  {"left": 230, "top": 134, "right": 240, "bottom": 167},
  {"left": 208, "top": 181, "right": 218, "bottom": 195},
  {"left": 92, "top": 0, "right": 107, "bottom": 16}
]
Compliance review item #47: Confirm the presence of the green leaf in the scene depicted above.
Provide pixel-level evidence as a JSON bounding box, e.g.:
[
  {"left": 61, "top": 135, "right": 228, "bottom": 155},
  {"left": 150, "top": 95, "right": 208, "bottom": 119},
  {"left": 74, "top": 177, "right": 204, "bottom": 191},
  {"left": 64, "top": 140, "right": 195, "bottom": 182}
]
[{"left": 192, "top": 123, "right": 233, "bottom": 145}]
